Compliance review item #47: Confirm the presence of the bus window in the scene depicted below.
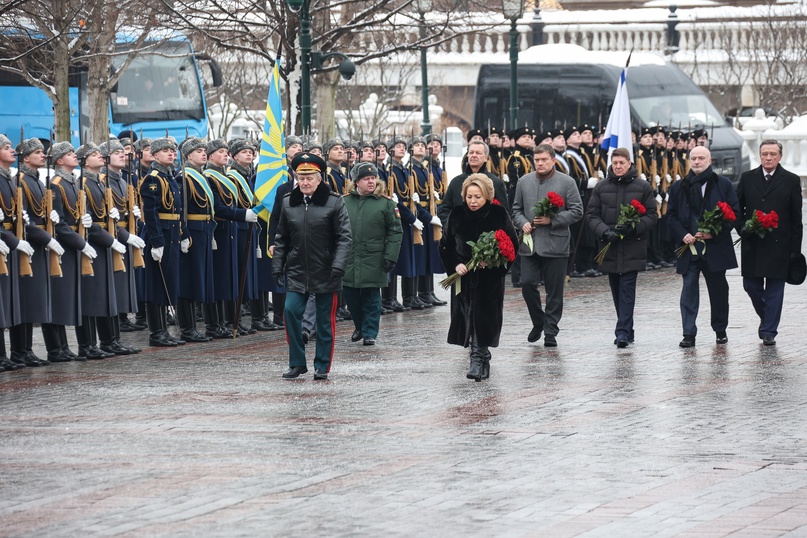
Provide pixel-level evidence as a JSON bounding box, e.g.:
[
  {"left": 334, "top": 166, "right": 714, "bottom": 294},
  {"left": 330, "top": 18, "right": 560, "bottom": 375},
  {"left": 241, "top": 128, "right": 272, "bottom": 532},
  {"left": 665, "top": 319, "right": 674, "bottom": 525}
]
[{"left": 632, "top": 95, "right": 724, "bottom": 128}]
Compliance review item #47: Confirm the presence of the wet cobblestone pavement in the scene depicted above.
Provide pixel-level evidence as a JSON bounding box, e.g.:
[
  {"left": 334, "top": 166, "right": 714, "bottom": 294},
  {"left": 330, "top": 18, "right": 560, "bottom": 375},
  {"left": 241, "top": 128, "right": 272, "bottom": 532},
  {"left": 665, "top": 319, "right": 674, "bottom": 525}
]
[{"left": 2, "top": 234, "right": 807, "bottom": 536}]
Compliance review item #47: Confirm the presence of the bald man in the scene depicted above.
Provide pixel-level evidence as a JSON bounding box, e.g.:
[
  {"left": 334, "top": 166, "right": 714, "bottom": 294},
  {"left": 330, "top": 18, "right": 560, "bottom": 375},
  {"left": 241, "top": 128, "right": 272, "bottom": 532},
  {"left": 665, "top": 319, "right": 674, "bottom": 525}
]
[{"left": 666, "top": 146, "right": 740, "bottom": 348}]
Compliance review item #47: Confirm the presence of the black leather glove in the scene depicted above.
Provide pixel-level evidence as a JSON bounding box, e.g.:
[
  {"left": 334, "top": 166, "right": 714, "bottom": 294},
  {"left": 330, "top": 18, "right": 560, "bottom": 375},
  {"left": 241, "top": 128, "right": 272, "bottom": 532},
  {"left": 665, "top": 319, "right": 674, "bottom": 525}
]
[
  {"left": 331, "top": 267, "right": 345, "bottom": 280},
  {"left": 614, "top": 224, "right": 634, "bottom": 237},
  {"left": 383, "top": 259, "right": 396, "bottom": 273},
  {"left": 274, "top": 273, "right": 284, "bottom": 288},
  {"left": 603, "top": 230, "right": 620, "bottom": 244}
]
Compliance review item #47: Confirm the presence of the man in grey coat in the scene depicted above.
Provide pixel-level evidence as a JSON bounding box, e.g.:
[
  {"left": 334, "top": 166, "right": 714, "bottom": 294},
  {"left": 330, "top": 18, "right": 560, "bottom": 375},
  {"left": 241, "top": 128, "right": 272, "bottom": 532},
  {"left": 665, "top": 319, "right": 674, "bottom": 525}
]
[
  {"left": 512, "top": 144, "right": 583, "bottom": 347},
  {"left": 273, "top": 153, "right": 353, "bottom": 380}
]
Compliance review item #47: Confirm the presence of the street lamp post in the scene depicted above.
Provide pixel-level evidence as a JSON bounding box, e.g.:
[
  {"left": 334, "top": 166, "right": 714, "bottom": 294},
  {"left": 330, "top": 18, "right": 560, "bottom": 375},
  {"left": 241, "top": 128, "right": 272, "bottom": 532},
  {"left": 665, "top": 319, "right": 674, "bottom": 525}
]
[
  {"left": 503, "top": 0, "right": 524, "bottom": 130},
  {"left": 286, "top": 0, "right": 356, "bottom": 134},
  {"left": 415, "top": 0, "right": 433, "bottom": 136}
]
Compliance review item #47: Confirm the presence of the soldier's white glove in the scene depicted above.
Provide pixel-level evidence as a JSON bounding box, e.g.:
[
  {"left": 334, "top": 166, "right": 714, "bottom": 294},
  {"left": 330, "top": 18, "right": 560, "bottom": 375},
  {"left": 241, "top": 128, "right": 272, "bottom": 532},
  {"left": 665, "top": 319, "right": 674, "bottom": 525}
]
[
  {"left": 126, "top": 234, "right": 145, "bottom": 249},
  {"left": 655, "top": 194, "right": 663, "bottom": 207},
  {"left": 434, "top": 192, "right": 440, "bottom": 201},
  {"left": 16, "top": 239, "right": 34, "bottom": 257},
  {"left": 244, "top": 209, "right": 258, "bottom": 223},
  {"left": 598, "top": 170, "right": 605, "bottom": 179},
  {"left": 412, "top": 192, "right": 420, "bottom": 204},
  {"left": 666, "top": 174, "right": 673, "bottom": 183},
  {"left": 22, "top": 209, "right": 30, "bottom": 226},
  {"left": 81, "top": 244, "right": 97, "bottom": 259},
  {"left": 0, "top": 238, "right": 9, "bottom": 256},
  {"left": 430, "top": 215, "right": 442, "bottom": 227},
  {"left": 0, "top": 207, "right": 5, "bottom": 221},
  {"left": 47, "top": 238, "right": 65, "bottom": 256},
  {"left": 392, "top": 193, "right": 399, "bottom": 204},
  {"left": 181, "top": 238, "right": 190, "bottom": 253},
  {"left": 654, "top": 175, "right": 661, "bottom": 185},
  {"left": 109, "top": 207, "right": 120, "bottom": 221},
  {"left": 81, "top": 214, "right": 93, "bottom": 228},
  {"left": 640, "top": 174, "right": 647, "bottom": 181},
  {"left": 132, "top": 205, "right": 141, "bottom": 219},
  {"left": 111, "top": 239, "right": 126, "bottom": 254},
  {"left": 413, "top": 219, "right": 424, "bottom": 231},
  {"left": 49, "top": 209, "right": 60, "bottom": 225},
  {"left": 675, "top": 174, "right": 682, "bottom": 182},
  {"left": 502, "top": 174, "right": 510, "bottom": 184},
  {"left": 587, "top": 177, "right": 599, "bottom": 189},
  {"left": 151, "top": 246, "right": 164, "bottom": 262}
]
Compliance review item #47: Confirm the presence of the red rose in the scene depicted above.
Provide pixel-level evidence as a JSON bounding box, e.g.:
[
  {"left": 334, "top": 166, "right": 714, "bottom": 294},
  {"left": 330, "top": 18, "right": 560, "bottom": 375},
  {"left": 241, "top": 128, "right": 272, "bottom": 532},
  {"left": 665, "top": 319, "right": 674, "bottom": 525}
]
[
  {"left": 755, "top": 209, "right": 764, "bottom": 220},
  {"left": 630, "top": 199, "right": 647, "bottom": 215},
  {"left": 491, "top": 198, "right": 501, "bottom": 206},
  {"left": 495, "top": 229, "right": 516, "bottom": 262},
  {"left": 717, "top": 201, "right": 736, "bottom": 222},
  {"left": 547, "top": 192, "right": 565, "bottom": 208}
]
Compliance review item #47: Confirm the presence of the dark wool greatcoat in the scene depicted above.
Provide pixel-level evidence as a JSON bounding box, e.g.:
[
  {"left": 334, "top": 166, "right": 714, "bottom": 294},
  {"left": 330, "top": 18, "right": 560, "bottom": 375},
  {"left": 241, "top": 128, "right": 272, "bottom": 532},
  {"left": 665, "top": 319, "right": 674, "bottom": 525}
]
[
  {"left": 736, "top": 164, "right": 803, "bottom": 279},
  {"left": 178, "top": 165, "right": 215, "bottom": 303},
  {"left": 0, "top": 168, "right": 21, "bottom": 328},
  {"left": 388, "top": 160, "right": 423, "bottom": 278},
  {"left": 667, "top": 169, "right": 740, "bottom": 275},
  {"left": 205, "top": 166, "right": 247, "bottom": 302},
  {"left": 50, "top": 171, "right": 87, "bottom": 326},
  {"left": 412, "top": 159, "right": 444, "bottom": 276},
  {"left": 229, "top": 164, "right": 259, "bottom": 301},
  {"left": 17, "top": 166, "right": 53, "bottom": 324},
  {"left": 104, "top": 168, "right": 138, "bottom": 313},
  {"left": 272, "top": 180, "right": 352, "bottom": 295},
  {"left": 81, "top": 171, "right": 119, "bottom": 317},
  {"left": 586, "top": 165, "right": 658, "bottom": 274},
  {"left": 140, "top": 164, "right": 185, "bottom": 306},
  {"left": 439, "top": 202, "right": 518, "bottom": 348}
]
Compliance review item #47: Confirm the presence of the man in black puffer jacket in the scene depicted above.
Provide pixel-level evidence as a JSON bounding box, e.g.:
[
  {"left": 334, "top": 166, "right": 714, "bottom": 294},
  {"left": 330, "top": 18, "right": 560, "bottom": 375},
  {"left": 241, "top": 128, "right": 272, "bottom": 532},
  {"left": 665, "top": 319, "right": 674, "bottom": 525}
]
[
  {"left": 587, "top": 148, "right": 658, "bottom": 348},
  {"left": 273, "top": 153, "right": 352, "bottom": 381}
]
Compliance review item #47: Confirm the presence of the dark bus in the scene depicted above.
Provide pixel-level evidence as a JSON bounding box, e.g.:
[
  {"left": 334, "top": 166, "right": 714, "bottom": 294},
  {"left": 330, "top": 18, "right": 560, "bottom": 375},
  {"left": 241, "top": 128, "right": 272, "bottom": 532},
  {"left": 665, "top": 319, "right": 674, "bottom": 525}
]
[{"left": 474, "top": 44, "right": 750, "bottom": 180}]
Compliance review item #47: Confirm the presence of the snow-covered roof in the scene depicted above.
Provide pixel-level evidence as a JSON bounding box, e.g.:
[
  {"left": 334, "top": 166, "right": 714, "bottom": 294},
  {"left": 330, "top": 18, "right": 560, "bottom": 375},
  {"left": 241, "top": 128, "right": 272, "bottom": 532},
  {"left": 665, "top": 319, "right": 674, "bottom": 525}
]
[{"left": 506, "top": 44, "right": 666, "bottom": 67}]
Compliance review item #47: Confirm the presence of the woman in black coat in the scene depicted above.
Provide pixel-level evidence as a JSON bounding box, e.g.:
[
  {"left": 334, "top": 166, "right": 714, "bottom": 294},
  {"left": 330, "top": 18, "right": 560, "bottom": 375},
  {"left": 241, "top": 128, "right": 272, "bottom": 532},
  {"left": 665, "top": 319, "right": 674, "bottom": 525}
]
[{"left": 439, "top": 173, "right": 518, "bottom": 382}]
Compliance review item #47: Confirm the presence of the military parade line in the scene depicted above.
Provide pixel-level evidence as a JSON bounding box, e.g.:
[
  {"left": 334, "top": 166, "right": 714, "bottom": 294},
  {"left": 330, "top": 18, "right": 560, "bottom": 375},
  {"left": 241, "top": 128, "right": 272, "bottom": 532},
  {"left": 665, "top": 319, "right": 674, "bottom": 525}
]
[{"left": 0, "top": 125, "right": 802, "bottom": 382}]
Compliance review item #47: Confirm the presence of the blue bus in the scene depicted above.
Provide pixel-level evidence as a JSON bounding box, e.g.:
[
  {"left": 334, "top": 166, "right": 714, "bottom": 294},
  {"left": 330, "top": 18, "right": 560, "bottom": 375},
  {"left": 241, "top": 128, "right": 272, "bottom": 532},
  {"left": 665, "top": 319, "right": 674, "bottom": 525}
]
[{"left": 0, "top": 36, "right": 221, "bottom": 148}]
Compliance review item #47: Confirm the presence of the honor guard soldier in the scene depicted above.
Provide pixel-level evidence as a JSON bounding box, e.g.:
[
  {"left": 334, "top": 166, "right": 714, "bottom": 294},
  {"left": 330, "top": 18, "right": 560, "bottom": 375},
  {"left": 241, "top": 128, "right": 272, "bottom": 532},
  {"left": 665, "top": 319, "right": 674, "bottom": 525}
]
[
  {"left": 99, "top": 140, "right": 143, "bottom": 355},
  {"left": 306, "top": 140, "right": 323, "bottom": 158},
  {"left": 227, "top": 138, "right": 261, "bottom": 334},
  {"left": 45, "top": 141, "right": 96, "bottom": 362},
  {"left": 417, "top": 134, "right": 447, "bottom": 306},
  {"left": 11, "top": 138, "right": 64, "bottom": 366},
  {"left": 563, "top": 126, "right": 600, "bottom": 278},
  {"left": 374, "top": 138, "right": 390, "bottom": 183},
  {"left": 0, "top": 135, "right": 35, "bottom": 370},
  {"left": 139, "top": 137, "right": 187, "bottom": 347},
  {"left": 325, "top": 138, "right": 348, "bottom": 194},
  {"left": 174, "top": 137, "right": 215, "bottom": 342},
  {"left": 485, "top": 126, "right": 506, "bottom": 179},
  {"left": 75, "top": 143, "right": 127, "bottom": 358},
  {"left": 203, "top": 139, "right": 257, "bottom": 338},
  {"left": 350, "top": 140, "right": 376, "bottom": 181},
  {"left": 505, "top": 126, "right": 535, "bottom": 207},
  {"left": 130, "top": 137, "right": 153, "bottom": 330},
  {"left": 382, "top": 137, "right": 420, "bottom": 312}
]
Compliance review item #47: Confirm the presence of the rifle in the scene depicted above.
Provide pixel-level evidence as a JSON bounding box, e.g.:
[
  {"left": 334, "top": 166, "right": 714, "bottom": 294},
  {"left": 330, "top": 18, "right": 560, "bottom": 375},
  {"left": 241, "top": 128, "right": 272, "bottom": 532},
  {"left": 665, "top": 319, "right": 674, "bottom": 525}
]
[
  {"left": 427, "top": 155, "right": 441, "bottom": 241},
  {"left": 105, "top": 187, "right": 126, "bottom": 272},
  {"left": 407, "top": 135, "right": 423, "bottom": 245},
  {"left": 15, "top": 187, "right": 32, "bottom": 277},
  {"left": 128, "top": 184, "right": 145, "bottom": 268},
  {"left": 77, "top": 156, "right": 94, "bottom": 276},
  {"left": 45, "top": 132, "right": 62, "bottom": 277}
]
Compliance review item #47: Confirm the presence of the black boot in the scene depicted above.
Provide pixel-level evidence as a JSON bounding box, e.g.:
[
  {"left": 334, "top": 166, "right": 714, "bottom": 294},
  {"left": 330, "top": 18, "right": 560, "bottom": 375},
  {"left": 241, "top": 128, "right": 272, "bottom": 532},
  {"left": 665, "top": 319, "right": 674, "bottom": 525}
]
[
  {"left": 418, "top": 275, "right": 438, "bottom": 306},
  {"left": 58, "top": 325, "right": 81, "bottom": 361},
  {"left": 424, "top": 276, "right": 447, "bottom": 306},
  {"left": 402, "top": 277, "right": 427, "bottom": 310},
  {"left": 270, "top": 292, "right": 285, "bottom": 329},
  {"left": 385, "top": 276, "right": 409, "bottom": 312},
  {"left": 480, "top": 347, "right": 491, "bottom": 380},
  {"left": 77, "top": 317, "right": 113, "bottom": 359},
  {"left": 0, "top": 331, "right": 23, "bottom": 370},
  {"left": 178, "top": 299, "right": 211, "bottom": 342},
  {"left": 467, "top": 338, "right": 483, "bottom": 382},
  {"left": 23, "top": 323, "right": 48, "bottom": 365},
  {"left": 250, "top": 297, "right": 272, "bottom": 331},
  {"left": 134, "top": 301, "right": 148, "bottom": 329},
  {"left": 112, "top": 315, "right": 141, "bottom": 353},
  {"left": 203, "top": 302, "right": 229, "bottom": 338},
  {"left": 224, "top": 301, "right": 249, "bottom": 336},
  {"left": 147, "top": 303, "right": 176, "bottom": 347},
  {"left": 42, "top": 323, "right": 71, "bottom": 362}
]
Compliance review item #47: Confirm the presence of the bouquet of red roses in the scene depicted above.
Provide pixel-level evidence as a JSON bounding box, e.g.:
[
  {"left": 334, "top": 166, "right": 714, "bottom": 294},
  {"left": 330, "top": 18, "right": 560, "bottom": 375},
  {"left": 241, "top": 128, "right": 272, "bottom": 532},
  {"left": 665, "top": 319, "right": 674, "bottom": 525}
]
[
  {"left": 733, "top": 209, "right": 779, "bottom": 245},
  {"left": 675, "top": 201, "right": 736, "bottom": 257},
  {"left": 440, "top": 229, "right": 516, "bottom": 294},
  {"left": 595, "top": 199, "right": 646, "bottom": 264},
  {"left": 522, "top": 191, "right": 565, "bottom": 253}
]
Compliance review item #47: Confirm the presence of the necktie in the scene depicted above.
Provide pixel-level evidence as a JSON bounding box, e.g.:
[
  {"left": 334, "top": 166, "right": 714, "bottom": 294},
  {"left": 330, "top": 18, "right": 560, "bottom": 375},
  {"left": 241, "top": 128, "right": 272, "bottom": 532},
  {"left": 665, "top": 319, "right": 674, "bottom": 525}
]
[
  {"left": 765, "top": 174, "right": 772, "bottom": 182},
  {"left": 304, "top": 196, "right": 311, "bottom": 205}
]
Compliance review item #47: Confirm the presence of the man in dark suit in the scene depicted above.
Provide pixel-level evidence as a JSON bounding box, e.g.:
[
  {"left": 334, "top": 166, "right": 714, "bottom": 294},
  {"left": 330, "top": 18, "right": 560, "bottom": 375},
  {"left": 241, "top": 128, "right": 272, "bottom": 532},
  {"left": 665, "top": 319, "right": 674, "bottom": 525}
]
[
  {"left": 736, "top": 139, "right": 803, "bottom": 345},
  {"left": 667, "top": 146, "right": 740, "bottom": 348}
]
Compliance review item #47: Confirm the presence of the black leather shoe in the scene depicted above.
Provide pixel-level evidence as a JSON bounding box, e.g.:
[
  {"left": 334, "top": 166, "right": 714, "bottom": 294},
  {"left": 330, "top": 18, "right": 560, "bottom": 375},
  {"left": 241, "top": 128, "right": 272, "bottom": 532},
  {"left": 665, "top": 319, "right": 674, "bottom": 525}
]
[
  {"left": 363, "top": 337, "right": 375, "bottom": 346},
  {"left": 569, "top": 271, "right": 583, "bottom": 278},
  {"left": 1, "top": 357, "right": 24, "bottom": 370},
  {"left": 679, "top": 336, "right": 696, "bottom": 348},
  {"left": 716, "top": 332, "right": 728, "bottom": 344},
  {"left": 351, "top": 329, "right": 362, "bottom": 342},
  {"left": 527, "top": 327, "right": 542, "bottom": 343},
  {"left": 180, "top": 329, "right": 212, "bottom": 343},
  {"left": 205, "top": 325, "right": 231, "bottom": 339},
  {"left": 390, "top": 299, "right": 409, "bottom": 312},
  {"left": 119, "top": 318, "right": 141, "bottom": 332},
  {"left": 762, "top": 335, "right": 776, "bottom": 346},
  {"left": 282, "top": 366, "right": 308, "bottom": 379},
  {"left": 427, "top": 292, "right": 447, "bottom": 306},
  {"left": 169, "top": 335, "right": 186, "bottom": 346},
  {"left": 616, "top": 337, "right": 629, "bottom": 348},
  {"left": 134, "top": 317, "right": 148, "bottom": 329},
  {"left": 268, "top": 322, "right": 285, "bottom": 331},
  {"left": 313, "top": 369, "right": 328, "bottom": 380},
  {"left": 251, "top": 319, "right": 274, "bottom": 331},
  {"left": 47, "top": 350, "right": 74, "bottom": 362},
  {"left": 402, "top": 297, "right": 425, "bottom": 310},
  {"left": 583, "top": 268, "right": 599, "bottom": 277},
  {"left": 544, "top": 335, "right": 557, "bottom": 347},
  {"left": 100, "top": 342, "right": 134, "bottom": 356},
  {"left": 241, "top": 322, "right": 257, "bottom": 335},
  {"left": 337, "top": 306, "right": 352, "bottom": 321},
  {"left": 380, "top": 305, "right": 393, "bottom": 315},
  {"left": 302, "top": 329, "right": 311, "bottom": 345},
  {"left": 148, "top": 331, "right": 178, "bottom": 347},
  {"left": 9, "top": 351, "right": 28, "bottom": 366},
  {"left": 25, "top": 351, "right": 49, "bottom": 366},
  {"left": 415, "top": 296, "right": 432, "bottom": 308}
]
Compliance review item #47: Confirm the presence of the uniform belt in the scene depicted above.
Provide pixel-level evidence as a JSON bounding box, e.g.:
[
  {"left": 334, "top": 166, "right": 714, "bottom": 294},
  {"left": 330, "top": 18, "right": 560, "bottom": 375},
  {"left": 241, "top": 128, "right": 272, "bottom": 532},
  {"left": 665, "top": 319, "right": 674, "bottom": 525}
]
[
  {"left": 36, "top": 224, "right": 46, "bottom": 229},
  {"left": 158, "top": 213, "right": 180, "bottom": 221},
  {"left": 2, "top": 222, "right": 11, "bottom": 230},
  {"left": 187, "top": 214, "right": 212, "bottom": 221}
]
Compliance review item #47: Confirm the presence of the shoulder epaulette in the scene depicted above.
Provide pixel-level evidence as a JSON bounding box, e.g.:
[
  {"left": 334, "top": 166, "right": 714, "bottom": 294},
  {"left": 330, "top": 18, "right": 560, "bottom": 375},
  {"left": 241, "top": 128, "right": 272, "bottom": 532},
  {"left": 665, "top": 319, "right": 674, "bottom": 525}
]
[
  {"left": 52, "top": 177, "right": 62, "bottom": 185},
  {"left": 149, "top": 170, "right": 160, "bottom": 177}
]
